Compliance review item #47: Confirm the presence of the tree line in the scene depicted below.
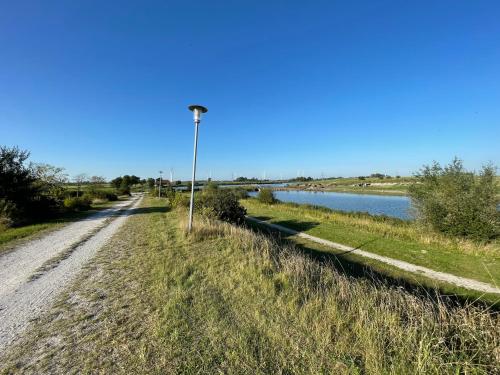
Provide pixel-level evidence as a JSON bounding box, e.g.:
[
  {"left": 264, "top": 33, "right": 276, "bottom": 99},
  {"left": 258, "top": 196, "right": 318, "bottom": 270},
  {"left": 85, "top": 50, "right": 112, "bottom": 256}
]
[{"left": 0, "top": 146, "right": 146, "bottom": 228}]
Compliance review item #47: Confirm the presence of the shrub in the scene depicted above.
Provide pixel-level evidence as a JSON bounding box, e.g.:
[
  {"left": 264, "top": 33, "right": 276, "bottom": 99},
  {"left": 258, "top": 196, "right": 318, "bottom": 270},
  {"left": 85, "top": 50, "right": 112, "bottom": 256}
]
[
  {"left": 106, "top": 193, "right": 118, "bottom": 201},
  {"left": 170, "top": 192, "right": 190, "bottom": 208},
  {"left": 198, "top": 188, "right": 247, "bottom": 224},
  {"left": 257, "top": 188, "right": 277, "bottom": 204},
  {"left": 204, "top": 181, "right": 219, "bottom": 191},
  {"left": 84, "top": 188, "right": 118, "bottom": 202},
  {"left": 0, "top": 146, "right": 65, "bottom": 224},
  {"left": 0, "top": 199, "right": 17, "bottom": 230},
  {"left": 117, "top": 185, "right": 131, "bottom": 196},
  {"left": 408, "top": 158, "right": 500, "bottom": 240},
  {"left": 232, "top": 188, "right": 249, "bottom": 200},
  {"left": 63, "top": 196, "right": 92, "bottom": 211}
]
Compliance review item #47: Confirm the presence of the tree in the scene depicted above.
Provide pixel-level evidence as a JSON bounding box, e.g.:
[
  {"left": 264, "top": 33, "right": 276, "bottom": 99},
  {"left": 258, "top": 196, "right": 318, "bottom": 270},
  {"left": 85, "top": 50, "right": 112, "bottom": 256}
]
[
  {"left": 0, "top": 146, "right": 35, "bottom": 222},
  {"left": 33, "top": 163, "right": 68, "bottom": 199},
  {"left": 90, "top": 176, "right": 106, "bottom": 185},
  {"left": 118, "top": 179, "right": 131, "bottom": 196},
  {"left": 0, "top": 146, "right": 64, "bottom": 224},
  {"left": 146, "top": 178, "right": 155, "bottom": 189},
  {"left": 129, "top": 175, "right": 140, "bottom": 185},
  {"left": 111, "top": 177, "right": 122, "bottom": 189},
  {"left": 122, "top": 175, "right": 131, "bottom": 187},
  {"left": 74, "top": 173, "right": 88, "bottom": 197},
  {"left": 408, "top": 158, "right": 499, "bottom": 240}
]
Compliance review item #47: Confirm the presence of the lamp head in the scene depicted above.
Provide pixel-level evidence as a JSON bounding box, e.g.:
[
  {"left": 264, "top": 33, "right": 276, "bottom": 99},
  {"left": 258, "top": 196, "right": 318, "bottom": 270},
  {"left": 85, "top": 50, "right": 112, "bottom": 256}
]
[{"left": 188, "top": 105, "right": 208, "bottom": 123}]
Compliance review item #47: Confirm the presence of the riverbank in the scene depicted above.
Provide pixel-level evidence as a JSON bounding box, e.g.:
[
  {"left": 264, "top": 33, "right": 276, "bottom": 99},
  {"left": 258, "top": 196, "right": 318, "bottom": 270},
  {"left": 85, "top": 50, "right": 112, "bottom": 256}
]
[
  {"left": 278, "top": 185, "right": 408, "bottom": 196},
  {"left": 284, "top": 177, "right": 413, "bottom": 196},
  {"left": 242, "top": 199, "right": 500, "bottom": 302},
  {"left": 1, "top": 196, "right": 497, "bottom": 373}
]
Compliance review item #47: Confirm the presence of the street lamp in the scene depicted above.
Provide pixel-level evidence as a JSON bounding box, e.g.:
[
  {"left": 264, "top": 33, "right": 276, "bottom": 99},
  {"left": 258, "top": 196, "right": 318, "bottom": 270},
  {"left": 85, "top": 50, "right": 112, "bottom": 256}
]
[
  {"left": 187, "top": 104, "right": 208, "bottom": 232},
  {"left": 158, "top": 170, "right": 163, "bottom": 198}
]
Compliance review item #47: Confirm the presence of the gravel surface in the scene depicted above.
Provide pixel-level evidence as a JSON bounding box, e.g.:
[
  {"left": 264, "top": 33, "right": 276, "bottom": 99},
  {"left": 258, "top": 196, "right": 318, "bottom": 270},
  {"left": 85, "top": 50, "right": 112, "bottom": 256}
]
[
  {"left": 246, "top": 216, "right": 500, "bottom": 295},
  {"left": 0, "top": 194, "right": 143, "bottom": 354}
]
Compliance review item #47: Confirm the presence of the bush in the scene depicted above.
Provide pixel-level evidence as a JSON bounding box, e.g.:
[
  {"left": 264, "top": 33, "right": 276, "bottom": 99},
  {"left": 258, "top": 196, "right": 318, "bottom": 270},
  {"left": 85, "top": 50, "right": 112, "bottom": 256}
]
[
  {"left": 0, "top": 199, "right": 17, "bottom": 230},
  {"left": 170, "top": 192, "right": 190, "bottom": 208},
  {"left": 63, "top": 196, "right": 92, "bottom": 211},
  {"left": 257, "top": 188, "right": 277, "bottom": 204},
  {"left": 198, "top": 188, "right": 247, "bottom": 224},
  {"left": 232, "top": 188, "right": 249, "bottom": 200},
  {"left": 117, "top": 186, "right": 131, "bottom": 196},
  {"left": 84, "top": 188, "right": 118, "bottom": 202},
  {"left": 106, "top": 193, "right": 118, "bottom": 201},
  {"left": 408, "top": 158, "right": 500, "bottom": 241},
  {"left": 1, "top": 147, "right": 68, "bottom": 225}
]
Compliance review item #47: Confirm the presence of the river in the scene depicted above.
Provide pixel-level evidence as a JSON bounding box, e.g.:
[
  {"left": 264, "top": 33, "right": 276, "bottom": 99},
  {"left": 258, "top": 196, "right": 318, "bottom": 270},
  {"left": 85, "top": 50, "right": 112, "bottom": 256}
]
[{"left": 249, "top": 190, "right": 412, "bottom": 220}]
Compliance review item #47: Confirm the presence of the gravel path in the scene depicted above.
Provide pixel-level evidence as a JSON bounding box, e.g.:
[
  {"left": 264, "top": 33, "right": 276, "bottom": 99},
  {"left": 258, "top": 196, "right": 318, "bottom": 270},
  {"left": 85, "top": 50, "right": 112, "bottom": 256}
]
[
  {"left": 246, "top": 216, "right": 500, "bottom": 295},
  {"left": 0, "top": 194, "right": 143, "bottom": 354}
]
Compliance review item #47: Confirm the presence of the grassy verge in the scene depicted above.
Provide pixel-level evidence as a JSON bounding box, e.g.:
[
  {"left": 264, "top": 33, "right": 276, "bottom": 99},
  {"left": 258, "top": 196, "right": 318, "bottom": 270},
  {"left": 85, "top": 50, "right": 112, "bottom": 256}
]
[
  {"left": 1, "top": 197, "right": 498, "bottom": 374},
  {"left": 0, "top": 199, "right": 125, "bottom": 254},
  {"left": 242, "top": 199, "right": 500, "bottom": 290}
]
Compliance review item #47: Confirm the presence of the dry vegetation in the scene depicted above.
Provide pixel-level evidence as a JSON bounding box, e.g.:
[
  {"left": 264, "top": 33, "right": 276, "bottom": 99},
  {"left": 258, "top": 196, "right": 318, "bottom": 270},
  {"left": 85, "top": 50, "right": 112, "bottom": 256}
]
[{"left": 1, "top": 197, "right": 498, "bottom": 374}]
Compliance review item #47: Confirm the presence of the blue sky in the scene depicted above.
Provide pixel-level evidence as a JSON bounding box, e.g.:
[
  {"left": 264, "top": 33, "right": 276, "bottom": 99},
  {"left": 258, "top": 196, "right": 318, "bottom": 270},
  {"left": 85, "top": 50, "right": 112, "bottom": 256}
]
[{"left": 1, "top": 1, "right": 499, "bottom": 180}]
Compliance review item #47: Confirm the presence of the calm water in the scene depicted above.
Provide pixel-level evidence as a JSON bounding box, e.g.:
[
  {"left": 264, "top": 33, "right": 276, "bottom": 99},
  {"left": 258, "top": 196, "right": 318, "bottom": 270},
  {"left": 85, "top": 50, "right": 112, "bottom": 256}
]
[
  {"left": 249, "top": 190, "right": 412, "bottom": 220},
  {"left": 220, "top": 183, "right": 289, "bottom": 188}
]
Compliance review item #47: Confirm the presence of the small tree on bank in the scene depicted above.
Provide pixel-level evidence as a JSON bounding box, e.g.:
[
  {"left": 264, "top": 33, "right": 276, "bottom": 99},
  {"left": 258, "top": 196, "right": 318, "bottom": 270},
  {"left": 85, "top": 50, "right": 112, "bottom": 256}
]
[
  {"left": 408, "top": 158, "right": 499, "bottom": 241},
  {"left": 257, "top": 188, "right": 277, "bottom": 204}
]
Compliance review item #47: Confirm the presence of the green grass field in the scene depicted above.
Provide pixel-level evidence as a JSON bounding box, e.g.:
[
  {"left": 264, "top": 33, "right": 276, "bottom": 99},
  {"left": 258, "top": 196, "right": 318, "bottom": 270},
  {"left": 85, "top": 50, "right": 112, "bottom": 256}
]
[
  {"left": 242, "top": 199, "right": 500, "bottom": 300},
  {"left": 1, "top": 196, "right": 498, "bottom": 374}
]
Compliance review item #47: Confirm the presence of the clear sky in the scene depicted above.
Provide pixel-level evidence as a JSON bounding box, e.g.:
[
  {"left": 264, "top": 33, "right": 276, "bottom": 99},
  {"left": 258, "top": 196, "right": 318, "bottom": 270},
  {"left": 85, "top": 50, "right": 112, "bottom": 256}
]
[{"left": 1, "top": 1, "right": 499, "bottom": 181}]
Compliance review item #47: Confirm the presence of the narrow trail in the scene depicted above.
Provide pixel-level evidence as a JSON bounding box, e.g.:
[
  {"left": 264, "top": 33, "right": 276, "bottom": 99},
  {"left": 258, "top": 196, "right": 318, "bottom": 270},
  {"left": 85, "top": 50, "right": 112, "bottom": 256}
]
[
  {"left": 246, "top": 216, "right": 500, "bottom": 295},
  {"left": 0, "top": 194, "right": 143, "bottom": 354}
]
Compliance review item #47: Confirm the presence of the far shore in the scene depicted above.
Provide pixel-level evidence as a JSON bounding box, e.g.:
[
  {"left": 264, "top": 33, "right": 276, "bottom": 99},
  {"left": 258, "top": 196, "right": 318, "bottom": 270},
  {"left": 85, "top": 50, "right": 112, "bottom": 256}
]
[{"left": 273, "top": 185, "right": 408, "bottom": 196}]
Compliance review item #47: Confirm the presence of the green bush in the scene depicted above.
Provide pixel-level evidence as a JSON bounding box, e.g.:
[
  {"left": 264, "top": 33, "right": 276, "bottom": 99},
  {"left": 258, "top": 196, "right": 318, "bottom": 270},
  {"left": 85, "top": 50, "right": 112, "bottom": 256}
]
[
  {"left": 408, "top": 158, "right": 499, "bottom": 241},
  {"left": 257, "top": 188, "right": 277, "bottom": 204},
  {"left": 63, "top": 196, "right": 92, "bottom": 211},
  {"left": 232, "top": 188, "right": 249, "bottom": 200},
  {"left": 1, "top": 146, "right": 64, "bottom": 224},
  {"left": 117, "top": 186, "right": 131, "bottom": 196},
  {"left": 0, "top": 199, "right": 17, "bottom": 230},
  {"left": 83, "top": 188, "right": 118, "bottom": 201},
  {"left": 198, "top": 188, "right": 247, "bottom": 224},
  {"left": 170, "top": 192, "right": 190, "bottom": 208}
]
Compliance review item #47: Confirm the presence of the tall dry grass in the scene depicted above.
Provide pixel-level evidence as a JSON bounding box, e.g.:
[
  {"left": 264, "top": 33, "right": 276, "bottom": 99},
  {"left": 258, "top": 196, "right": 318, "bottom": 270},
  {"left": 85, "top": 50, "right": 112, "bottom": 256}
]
[
  {"left": 244, "top": 200, "right": 500, "bottom": 255},
  {"left": 181, "top": 214, "right": 499, "bottom": 373}
]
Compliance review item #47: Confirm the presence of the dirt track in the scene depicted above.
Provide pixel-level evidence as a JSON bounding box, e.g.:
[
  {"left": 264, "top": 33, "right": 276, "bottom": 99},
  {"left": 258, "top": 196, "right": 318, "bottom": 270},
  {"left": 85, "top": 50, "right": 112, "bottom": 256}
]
[{"left": 0, "top": 194, "right": 143, "bottom": 354}]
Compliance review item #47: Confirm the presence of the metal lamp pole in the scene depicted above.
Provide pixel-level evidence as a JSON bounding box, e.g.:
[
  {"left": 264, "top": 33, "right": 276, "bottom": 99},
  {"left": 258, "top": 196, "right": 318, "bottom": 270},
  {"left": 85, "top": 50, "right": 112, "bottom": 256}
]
[{"left": 188, "top": 105, "right": 208, "bottom": 232}]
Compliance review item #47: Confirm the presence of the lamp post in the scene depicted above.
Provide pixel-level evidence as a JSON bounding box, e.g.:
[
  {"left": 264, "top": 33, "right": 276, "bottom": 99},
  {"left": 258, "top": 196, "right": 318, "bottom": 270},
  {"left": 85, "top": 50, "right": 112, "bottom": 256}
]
[
  {"left": 158, "top": 170, "right": 163, "bottom": 198},
  {"left": 188, "top": 104, "right": 208, "bottom": 232}
]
